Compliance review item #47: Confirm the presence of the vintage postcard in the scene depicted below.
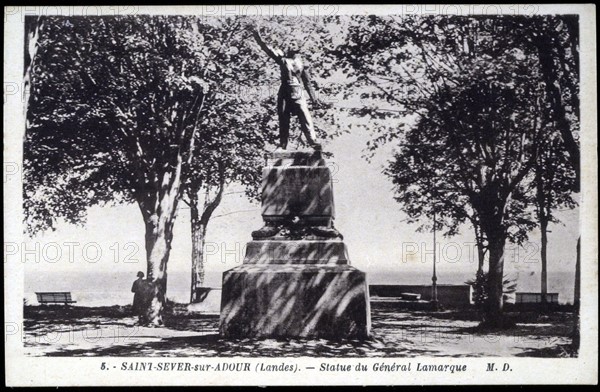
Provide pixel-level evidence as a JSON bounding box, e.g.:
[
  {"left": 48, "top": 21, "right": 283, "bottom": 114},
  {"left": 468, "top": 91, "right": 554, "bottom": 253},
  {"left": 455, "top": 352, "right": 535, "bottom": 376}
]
[{"left": 4, "top": 4, "right": 597, "bottom": 386}]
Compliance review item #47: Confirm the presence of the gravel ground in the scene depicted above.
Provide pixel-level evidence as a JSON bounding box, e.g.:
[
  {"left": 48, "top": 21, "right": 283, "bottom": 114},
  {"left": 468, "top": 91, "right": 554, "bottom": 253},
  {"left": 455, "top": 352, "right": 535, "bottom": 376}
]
[{"left": 22, "top": 304, "right": 576, "bottom": 357}]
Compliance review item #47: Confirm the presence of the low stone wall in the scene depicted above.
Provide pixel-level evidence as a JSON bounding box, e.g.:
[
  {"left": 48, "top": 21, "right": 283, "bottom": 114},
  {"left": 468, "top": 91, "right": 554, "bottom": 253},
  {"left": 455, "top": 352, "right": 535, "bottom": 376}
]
[{"left": 369, "top": 284, "right": 473, "bottom": 307}]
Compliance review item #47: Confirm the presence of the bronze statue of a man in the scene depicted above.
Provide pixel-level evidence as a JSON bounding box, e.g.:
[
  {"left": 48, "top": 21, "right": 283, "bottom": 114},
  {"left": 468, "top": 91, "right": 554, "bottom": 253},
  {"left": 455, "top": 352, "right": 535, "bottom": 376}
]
[{"left": 252, "top": 27, "right": 327, "bottom": 150}]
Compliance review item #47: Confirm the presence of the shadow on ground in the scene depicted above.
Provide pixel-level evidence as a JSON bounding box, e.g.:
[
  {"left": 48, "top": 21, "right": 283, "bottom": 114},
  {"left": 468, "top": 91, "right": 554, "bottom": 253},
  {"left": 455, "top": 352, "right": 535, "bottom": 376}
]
[{"left": 23, "top": 304, "right": 576, "bottom": 358}]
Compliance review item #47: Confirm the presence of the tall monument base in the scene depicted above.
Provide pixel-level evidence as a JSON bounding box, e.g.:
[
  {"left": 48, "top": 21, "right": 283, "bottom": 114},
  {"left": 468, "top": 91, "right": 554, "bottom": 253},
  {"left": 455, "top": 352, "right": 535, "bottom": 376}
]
[
  {"left": 220, "top": 263, "right": 369, "bottom": 338},
  {"left": 219, "top": 150, "right": 371, "bottom": 339}
]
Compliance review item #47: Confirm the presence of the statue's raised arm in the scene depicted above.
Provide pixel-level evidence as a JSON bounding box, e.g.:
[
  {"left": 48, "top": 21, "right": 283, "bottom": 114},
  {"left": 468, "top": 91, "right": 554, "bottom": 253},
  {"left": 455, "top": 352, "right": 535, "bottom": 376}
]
[{"left": 251, "top": 27, "right": 283, "bottom": 63}]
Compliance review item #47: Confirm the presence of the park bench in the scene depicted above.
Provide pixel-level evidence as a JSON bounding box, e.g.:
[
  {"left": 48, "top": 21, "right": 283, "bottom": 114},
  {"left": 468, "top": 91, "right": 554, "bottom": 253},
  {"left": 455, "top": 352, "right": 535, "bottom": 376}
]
[
  {"left": 400, "top": 292, "right": 421, "bottom": 301},
  {"left": 35, "top": 292, "right": 77, "bottom": 306}
]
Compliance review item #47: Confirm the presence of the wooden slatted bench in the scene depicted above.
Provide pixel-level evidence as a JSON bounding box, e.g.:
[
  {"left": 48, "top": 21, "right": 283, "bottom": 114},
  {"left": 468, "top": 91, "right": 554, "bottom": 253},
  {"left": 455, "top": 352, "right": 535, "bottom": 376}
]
[
  {"left": 400, "top": 292, "right": 421, "bottom": 301},
  {"left": 35, "top": 292, "right": 77, "bottom": 305}
]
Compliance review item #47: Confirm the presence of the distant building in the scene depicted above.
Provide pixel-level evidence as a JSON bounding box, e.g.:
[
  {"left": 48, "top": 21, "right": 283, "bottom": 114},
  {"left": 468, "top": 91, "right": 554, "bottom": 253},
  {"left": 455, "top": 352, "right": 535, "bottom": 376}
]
[{"left": 515, "top": 292, "right": 559, "bottom": 304}]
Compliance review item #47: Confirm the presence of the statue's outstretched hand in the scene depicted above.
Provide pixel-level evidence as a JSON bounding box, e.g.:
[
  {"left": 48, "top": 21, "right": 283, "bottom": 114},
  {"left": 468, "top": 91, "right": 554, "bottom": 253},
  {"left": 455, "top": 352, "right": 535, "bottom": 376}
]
[{"left": 315, "top": 100, "right": 333, "bottom": 110}]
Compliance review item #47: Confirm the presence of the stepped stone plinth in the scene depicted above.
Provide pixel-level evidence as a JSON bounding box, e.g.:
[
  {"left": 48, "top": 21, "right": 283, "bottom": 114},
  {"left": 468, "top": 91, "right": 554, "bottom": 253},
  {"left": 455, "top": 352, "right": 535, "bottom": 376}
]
[{"left": 219, "top": 149, "right": 371, "bottom": 339}]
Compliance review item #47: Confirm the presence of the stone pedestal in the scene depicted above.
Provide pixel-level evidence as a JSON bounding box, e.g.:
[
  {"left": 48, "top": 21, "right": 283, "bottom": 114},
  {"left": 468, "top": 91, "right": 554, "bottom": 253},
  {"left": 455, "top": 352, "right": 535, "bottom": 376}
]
[{"left": 219, "top": 150, "right": 371, "bottom": 339}]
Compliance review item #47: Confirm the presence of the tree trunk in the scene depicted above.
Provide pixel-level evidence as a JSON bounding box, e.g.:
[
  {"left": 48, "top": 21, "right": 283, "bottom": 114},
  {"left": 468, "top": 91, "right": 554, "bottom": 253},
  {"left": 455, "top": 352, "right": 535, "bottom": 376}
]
[
  {"left": 485, "top": 233, "right": 507, "bottom": 326},
  {"left": 540, "top": 218, "right": 548, "bottom": 305},
  {"left": 190, "top": 194, "right": 208, "bottom": 303},
  {"left": 574, "top": 236, "right": 581, "bottom": 310},
  {"left": 24, "top": 17, "right": 44, "bottom": 123},
  {"left": 137, "top": 178, "right": 181, "bottom": 326},
  {"left": 474, "top": 224, "right": 486, "bottom": 273},
  {"left": 141, "top": 208, "right": 176, "bottom": 325},
  {"left": 477, "top": 243, "right": 485, "bottom": 274},
  {"left": 572, "top": 236, "right": 581, "bottom": 354},
  {"left": 534, "top": 156, "right": 549, "bottom": 308},
  {"left": 188, "top": 162, "right": 226, "bottom": 303}
]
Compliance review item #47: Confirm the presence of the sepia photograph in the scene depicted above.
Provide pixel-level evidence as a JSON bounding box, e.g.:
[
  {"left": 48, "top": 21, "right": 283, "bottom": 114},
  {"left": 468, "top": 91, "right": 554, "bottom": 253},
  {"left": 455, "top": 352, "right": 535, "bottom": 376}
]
[{"left": 4, "top": 4, "right": 597, "bottom": 386}]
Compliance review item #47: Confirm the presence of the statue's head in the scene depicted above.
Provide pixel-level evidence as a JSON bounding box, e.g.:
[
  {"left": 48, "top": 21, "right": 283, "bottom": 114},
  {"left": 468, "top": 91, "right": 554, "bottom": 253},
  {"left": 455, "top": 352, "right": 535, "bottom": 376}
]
[
  {"left": 137, "top": 271, "right": 144, "bottom": 278},
  {"left": 286, "top": 42, "right": 300, "bottom": 58}
]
